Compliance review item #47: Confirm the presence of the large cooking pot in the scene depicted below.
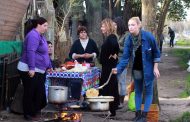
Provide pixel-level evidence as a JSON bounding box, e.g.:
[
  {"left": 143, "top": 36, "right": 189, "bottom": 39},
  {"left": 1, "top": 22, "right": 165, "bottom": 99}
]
[
  {"left": 86, "top": 96, "right": 114, "bottom": 111},
  {"left": 89, "top": 102, "right": 109, "bottom": 111},
  {"left": 48, "top": 86, "right": 68, "bottom": 104}
]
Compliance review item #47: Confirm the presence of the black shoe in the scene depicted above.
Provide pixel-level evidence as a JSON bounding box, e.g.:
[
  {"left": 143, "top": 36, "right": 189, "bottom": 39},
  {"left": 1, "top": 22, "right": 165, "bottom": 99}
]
[
  {"left": 110, "top": 110, "right": 116, "bottom": 116},
  {"left": 132, "top": 110, "right": 141, "bottom": 122},
  {"left": 137, "top": 117, "right": 147, "bottom": 122},
  {"left": 24, "top": 115, "right": 32, "bottom": 120},
  {"left": 110, "top": 113, "right": 116, "bottom": 117},
  {"left": 109, "top": 113, "right": 117, "bottom": 120},
  {"left": 24, "top": 115, "right": 41, "bottom": 121},
  {"left": 136, "top": 112, "right": 147, "bottom": 122}
]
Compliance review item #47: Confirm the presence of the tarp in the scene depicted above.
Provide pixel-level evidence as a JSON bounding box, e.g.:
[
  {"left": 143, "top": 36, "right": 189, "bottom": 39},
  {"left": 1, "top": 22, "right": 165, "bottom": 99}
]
[{"left": 0, "top": 41, "right": 22, "bottom": 55}]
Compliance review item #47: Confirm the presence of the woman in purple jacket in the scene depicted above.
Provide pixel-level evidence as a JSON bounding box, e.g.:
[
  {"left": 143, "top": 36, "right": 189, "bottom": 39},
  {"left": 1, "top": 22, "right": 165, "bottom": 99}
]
[{"left": 17, "top": 17, "right": 51, "bottom": 121}]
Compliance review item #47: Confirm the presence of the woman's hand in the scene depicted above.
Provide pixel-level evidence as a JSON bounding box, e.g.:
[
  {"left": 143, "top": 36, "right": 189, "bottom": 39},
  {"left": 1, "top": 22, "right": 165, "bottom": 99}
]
[
  {"left": 74, "top": 54, "right": 85, "bottom": 59},
  {"left": 47, "top": 68, "right": 53, "bottom": 72},
  {"left": 28, "top": 70, "right": 35, "bottom": 78},
  {"left": 112, "top": 68, "right": 117, "bottom": 74},
  {"left": 154, "top": 63, "right": 160, "bottom": 78},
  {"left": 109, "top": 54, "right": 118, "bottom": 59},
  {"left": 84, "top": 53, "right": 93, "bottom": 59}
]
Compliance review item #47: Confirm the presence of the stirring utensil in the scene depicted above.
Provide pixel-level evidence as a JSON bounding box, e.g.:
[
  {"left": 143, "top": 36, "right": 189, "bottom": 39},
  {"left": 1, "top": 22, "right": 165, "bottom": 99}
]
[{"left": 96, "top": 71, "right": 113, "bottom": 90}]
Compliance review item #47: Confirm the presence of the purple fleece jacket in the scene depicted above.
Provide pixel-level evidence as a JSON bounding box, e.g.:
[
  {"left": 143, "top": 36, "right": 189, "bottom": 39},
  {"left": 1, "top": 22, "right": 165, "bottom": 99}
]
[{"left": 20, "top": 29, "right": 52, "bottom": 71}]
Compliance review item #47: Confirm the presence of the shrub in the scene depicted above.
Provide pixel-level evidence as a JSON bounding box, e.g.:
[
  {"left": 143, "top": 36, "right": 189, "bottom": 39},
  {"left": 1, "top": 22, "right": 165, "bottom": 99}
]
[
  {"left": 176, "top": 39, "right": 190, "bottom": 46},
  {"left": 170, "top": 49, "right": 190, "bottom": 97},
  {"left": 170, "top": 112, "right": 190, "bottom": 122}
]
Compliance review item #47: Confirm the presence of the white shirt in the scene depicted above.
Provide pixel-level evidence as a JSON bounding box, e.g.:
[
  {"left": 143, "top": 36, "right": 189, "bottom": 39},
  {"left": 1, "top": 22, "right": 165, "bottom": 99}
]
[
  {"left": 17, "top": 61, "right": 45, "bottom": 74},
  {"left": 72, "top": 38, "right": 97, "bottom": 60}
]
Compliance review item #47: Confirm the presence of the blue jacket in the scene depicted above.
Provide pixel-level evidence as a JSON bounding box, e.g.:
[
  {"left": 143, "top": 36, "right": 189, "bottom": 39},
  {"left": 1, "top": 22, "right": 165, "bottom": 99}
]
[{"left": 117, "top": 30, "right": 160, "bottom": 84}]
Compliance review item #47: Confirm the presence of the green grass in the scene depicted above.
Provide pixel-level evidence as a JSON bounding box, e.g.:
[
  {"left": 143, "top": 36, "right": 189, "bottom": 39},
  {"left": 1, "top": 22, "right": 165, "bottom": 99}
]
[
  {"left": 179, "top": 74, "right": 190, "bottom": 98},
  {"left": 169, "top": 49, "right": 190, "bottom": 121},
  {"left": 170, "top": 48, "right": 190, "bottom": 69},
  {"left": 170, "top": 112, "right": 190, "bottom": 122},
  {"left": 176, "top": 39, "right": 190, "bottom": 46},
  {"left": 170, "top": 49, "right": 190, "bottom": 98}
]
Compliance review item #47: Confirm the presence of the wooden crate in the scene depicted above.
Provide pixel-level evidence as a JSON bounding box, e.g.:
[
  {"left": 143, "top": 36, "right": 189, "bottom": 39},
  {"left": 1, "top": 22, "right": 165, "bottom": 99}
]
[{"left": 141, "top": 104, "right": 159, "bottom": 122}]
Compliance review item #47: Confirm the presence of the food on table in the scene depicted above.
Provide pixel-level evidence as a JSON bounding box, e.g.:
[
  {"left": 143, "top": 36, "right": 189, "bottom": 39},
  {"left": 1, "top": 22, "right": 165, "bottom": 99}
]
[
  {"left": 86, "top": 88, "right": 99, "bottom": 97},
  {"left": 61, "top": 61, "right": 75, "bottom": 70},
  {"left": 61, "top": 67, "right": 67, "bottom": 71},
  {"left": 69, "top": 105, "right": 80, "bottom": 108}
]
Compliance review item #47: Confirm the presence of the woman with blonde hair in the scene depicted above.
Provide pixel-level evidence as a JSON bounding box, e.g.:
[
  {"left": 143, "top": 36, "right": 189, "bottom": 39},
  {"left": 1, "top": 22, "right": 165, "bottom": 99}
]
[
  {"left": 99, "top": 18, "right": 120, "bottom": 117},
  {"left": 113, "top": 17, "right": 160, "bottom": 122}
]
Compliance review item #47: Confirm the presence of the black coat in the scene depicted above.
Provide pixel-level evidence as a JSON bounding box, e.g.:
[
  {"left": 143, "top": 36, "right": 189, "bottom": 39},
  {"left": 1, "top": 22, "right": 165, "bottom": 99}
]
[
  {"left": 69, "top": 39, "right": 99, "bottom": 63},
  {"left": 99, "top": 34, "right": 120, "bottom": 114}
]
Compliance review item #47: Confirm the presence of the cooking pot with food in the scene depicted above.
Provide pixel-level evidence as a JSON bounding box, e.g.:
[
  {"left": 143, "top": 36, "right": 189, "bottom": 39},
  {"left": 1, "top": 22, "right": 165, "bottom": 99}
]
[
  {"left": 86, "top": 96, "right": 114, "bottom": 111},
  {"left": 48, "top": 86, "right": 68, "bottom": 104}
]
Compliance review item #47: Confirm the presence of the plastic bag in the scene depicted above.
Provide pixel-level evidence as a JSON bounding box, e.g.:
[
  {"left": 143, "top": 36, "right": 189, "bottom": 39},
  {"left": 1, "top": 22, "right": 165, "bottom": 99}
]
[
  {"left": 128, "top": 91, "right": 135, "bottom": 111},
  {"left": 127, "top": 81, "right": 134, "bottom": 99}
]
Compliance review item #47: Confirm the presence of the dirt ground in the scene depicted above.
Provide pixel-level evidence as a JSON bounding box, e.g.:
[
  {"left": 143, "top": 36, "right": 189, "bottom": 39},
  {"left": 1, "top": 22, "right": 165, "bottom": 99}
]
[
  {"left": 157, "top": 47, "right": 190, "bottom": 122},
  {"left": 0, "top": 46, "right": 190, "bottom": 122}
]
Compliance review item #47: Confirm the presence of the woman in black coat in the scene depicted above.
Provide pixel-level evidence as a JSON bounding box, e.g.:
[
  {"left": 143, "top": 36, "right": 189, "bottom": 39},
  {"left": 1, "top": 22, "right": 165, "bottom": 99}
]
[
  {"left": 68, "top": 26, "right": 99, "bottom": 99},
  {"left": 69, "top": 26, "right": 99, "bottom": 64},
  {"left": 99, "top": 18, "right": 120, "bottom": 117}
]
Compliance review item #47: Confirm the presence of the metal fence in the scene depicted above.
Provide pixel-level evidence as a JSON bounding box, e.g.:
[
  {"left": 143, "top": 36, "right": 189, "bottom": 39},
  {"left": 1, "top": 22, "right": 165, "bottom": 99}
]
[{"left": 0, "top": 53, "right": 21, "bottom": 110}]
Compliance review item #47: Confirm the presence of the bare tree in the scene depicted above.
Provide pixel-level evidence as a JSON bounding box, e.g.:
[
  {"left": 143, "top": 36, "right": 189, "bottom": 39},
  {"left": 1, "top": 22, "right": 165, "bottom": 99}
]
[
  {"left": 54, "top": 0, "right": 79, "bottom": 62},
  {"left": 85, "top": 0, "right": 103, "bottom": 47}
]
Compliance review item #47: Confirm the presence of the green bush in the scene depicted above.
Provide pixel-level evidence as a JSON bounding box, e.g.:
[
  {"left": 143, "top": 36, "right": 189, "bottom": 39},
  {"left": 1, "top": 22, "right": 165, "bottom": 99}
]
[
  {"left": 170, "top": 49, "right": 190, "bottom": 97},
  {"left": 180, "top": 74, "right": 190, "bottom": 97},
  {"left": 170, "top": 112, "right": 190, "bottom": 122},
  {"left": 170, "top": 49, "right": 190, "bottom": 69},
  {"left": 176, "top": 39, "right": 190, "bottom": 46}
]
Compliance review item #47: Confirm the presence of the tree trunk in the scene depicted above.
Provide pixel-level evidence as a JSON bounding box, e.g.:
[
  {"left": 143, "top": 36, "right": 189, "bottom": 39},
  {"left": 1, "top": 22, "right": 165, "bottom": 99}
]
[
  {"left": 113, "top": 0, "right": 122, "bottom": 18},
  {"left": 141, "top": 0, "right": 158, "bottom": 35},
  {"left": 123, "top": 0, "right": 141, "bottom": 28},
  {"left": 102, "top": 0, "right": 109, "bottom": 18},
  {"left": 157, "top": 0, "right": 172, "bottom": 46},
  {"left": 123, "top": 0, "right": 133, "bottom": 27},
  {"left": 71, "top": 16, "right": 79, "bottom": 43},
  {"left": 141, "top": 0, "right": 159, "bottom": 104},
  {"left": 108, "top": 0, "right": 113, "bottom": 18},
  {"left": 86, "top": 0, "right": 103, "bottom": 48}
]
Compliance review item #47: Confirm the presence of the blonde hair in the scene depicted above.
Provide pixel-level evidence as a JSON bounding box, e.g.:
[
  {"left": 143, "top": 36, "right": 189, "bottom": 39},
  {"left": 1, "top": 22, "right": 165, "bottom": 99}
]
[
  {"left": 101, "top": 18, "right": 116, "bottom": 35},
  {"left": 129, "top": 17, "right": 142, "bottom": 28}
]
